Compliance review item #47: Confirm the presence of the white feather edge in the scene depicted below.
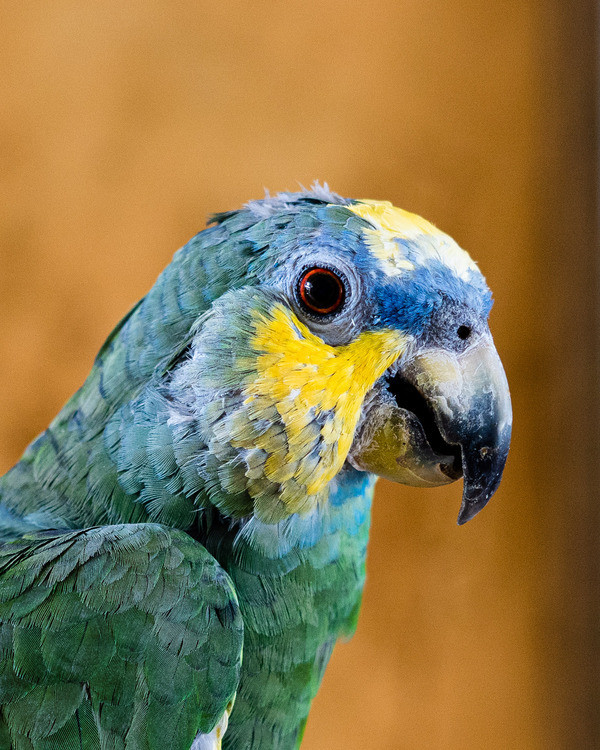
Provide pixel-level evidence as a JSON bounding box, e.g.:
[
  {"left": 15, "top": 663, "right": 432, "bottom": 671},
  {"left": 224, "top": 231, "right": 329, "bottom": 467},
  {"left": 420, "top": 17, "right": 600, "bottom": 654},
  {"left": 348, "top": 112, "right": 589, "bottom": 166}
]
[{"left": 190, "top": 707, "right": 231, "bottom": 750}]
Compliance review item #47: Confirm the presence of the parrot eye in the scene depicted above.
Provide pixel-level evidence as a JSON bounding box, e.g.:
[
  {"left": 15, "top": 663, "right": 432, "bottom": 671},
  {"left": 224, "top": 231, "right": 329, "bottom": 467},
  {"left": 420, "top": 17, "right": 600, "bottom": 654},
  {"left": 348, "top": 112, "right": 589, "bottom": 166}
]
[
  {"left": 457, "top": 325, "right": 472, "bottom": 341},
  {"left": 297, "top": 267, "right": 346, "bottom": 316}
]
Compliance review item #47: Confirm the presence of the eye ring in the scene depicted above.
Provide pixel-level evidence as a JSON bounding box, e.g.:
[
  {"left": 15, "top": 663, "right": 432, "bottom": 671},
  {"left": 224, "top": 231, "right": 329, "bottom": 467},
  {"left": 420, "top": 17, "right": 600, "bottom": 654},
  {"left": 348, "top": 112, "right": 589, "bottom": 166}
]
[{"left": 297, "top": 266, "right": 346, "bottom": 316}]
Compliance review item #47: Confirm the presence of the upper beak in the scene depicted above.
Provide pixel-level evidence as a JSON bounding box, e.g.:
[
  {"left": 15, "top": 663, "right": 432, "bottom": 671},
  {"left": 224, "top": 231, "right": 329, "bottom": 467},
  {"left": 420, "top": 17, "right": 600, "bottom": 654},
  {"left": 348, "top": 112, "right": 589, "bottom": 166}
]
[{"left": 402, "top": 335, "right": 512, "bottom": 524}]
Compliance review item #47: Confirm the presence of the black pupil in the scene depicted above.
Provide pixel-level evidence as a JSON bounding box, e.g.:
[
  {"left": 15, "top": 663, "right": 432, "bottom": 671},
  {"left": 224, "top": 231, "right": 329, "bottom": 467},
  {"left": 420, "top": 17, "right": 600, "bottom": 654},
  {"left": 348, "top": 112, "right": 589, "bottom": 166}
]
[
  {"left": 457, "top": 325, "right": 471, "bottom": 340},
  {"left": 303, "top": 271, "right": 343, "bottom": 313}
]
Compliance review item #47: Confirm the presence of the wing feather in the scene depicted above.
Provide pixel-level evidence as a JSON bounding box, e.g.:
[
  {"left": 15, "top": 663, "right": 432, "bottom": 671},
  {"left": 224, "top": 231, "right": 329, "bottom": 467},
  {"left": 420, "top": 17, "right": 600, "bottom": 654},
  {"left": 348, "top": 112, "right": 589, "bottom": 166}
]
[{"left": 0, "top": 523, "right": 243, "bottom": 750}]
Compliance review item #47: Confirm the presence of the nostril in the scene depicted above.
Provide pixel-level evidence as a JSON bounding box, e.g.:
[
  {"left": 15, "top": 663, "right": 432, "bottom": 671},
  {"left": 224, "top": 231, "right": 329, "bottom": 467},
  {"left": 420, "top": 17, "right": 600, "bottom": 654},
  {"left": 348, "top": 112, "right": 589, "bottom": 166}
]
[{"left": 457, "top": 325, "right": 471, "bottom": 341}]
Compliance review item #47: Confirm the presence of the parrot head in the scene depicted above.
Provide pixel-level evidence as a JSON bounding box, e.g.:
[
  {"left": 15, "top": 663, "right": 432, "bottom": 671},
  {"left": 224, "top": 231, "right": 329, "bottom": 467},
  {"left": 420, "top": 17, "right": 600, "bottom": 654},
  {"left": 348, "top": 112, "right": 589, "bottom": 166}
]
[{"left": 169, "top": 187, "right": 511, "bottom": 526}]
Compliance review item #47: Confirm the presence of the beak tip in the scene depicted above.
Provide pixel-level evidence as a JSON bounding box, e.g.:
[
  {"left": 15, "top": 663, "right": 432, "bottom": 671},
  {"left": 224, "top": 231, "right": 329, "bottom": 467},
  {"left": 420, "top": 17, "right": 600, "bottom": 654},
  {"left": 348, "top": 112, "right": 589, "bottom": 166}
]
[
  {"left": 456, "top": 487, "right": 495, "bottom": 525},
  {"left": 456, "top": 507, "right": 482, "bottom": 525},
  {"left": 455, "top": 432, "right": 511, "bottom": 525},
  {"left": 456, "top": 503, "right": 482, "bottom": 525}
]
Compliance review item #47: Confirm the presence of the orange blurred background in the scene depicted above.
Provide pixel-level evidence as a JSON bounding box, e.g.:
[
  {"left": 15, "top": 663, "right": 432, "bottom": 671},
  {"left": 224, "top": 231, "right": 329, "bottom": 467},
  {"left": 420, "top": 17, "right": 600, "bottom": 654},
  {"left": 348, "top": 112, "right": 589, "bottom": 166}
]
[{"left": 0, "top": 2, "right": 597, "bottom": 748}]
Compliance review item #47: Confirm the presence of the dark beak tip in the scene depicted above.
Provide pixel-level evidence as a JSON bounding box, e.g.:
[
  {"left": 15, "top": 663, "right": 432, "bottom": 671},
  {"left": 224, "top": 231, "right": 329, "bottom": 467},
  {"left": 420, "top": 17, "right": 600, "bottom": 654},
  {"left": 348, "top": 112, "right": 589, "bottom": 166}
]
[
  {"left": 456, "top": 501, "right": 487, "bottom": 525},
  {"left": 455, "top": 430, "right": 511, "bottom": 525},
  {"left": 456, "top": 478, "right": 498, "bottom": 525},
  {"left": 456, "top": 476, "right": 502, "bottom": 525}
]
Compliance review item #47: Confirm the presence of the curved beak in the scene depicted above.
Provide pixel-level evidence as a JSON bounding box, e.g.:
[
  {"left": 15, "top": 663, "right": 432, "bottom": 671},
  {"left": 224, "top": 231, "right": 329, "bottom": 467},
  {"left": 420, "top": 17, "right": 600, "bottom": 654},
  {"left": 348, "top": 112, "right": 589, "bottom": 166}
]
[{"left": 402, "top": 335, "right": 512, "bottom": 524}]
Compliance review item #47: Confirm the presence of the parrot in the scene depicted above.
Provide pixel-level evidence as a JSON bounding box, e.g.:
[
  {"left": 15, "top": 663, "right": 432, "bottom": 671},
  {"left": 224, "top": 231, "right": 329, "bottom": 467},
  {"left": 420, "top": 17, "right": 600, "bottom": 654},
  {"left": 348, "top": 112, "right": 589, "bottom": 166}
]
[{"left": 0, "top": 184, "right": 512, "bottom": 750}]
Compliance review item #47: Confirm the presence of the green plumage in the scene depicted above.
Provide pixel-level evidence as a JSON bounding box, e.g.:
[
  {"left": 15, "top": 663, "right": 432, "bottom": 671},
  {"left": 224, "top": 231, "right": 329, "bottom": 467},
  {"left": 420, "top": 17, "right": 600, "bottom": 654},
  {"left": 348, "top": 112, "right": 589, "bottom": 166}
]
[{"left": 0, "top": 525, "right": 243, "bottom": 749}]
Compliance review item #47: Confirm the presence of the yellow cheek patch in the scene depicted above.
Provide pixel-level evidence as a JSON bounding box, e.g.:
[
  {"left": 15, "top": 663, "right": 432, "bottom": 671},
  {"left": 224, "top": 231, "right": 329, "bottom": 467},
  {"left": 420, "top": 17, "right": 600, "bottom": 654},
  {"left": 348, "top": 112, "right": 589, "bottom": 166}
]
[
  {"left": 247, "top": 305, "right": 407, "bottom": 500},
  {"left": 344, "top": 199, "right": 478, "bottom": 281}
]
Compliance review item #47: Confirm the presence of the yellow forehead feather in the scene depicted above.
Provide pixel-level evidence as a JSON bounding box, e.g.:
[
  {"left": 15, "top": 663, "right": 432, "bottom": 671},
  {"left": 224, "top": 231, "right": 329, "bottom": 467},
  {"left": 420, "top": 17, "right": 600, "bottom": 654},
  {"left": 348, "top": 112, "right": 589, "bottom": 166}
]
[
  {"left": 344, "top": 199, "right": 478, "bottom": 281},
  {"left": 347, "top": 200, "right": 442, "bottom": 239}
]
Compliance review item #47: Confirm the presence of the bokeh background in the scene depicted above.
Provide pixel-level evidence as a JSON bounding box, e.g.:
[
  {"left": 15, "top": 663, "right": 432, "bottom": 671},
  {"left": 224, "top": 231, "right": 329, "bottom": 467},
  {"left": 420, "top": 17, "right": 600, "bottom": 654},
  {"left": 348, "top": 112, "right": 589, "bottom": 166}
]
[{"left": 0, "top": 2, "right": 597, "bottom": 748}]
